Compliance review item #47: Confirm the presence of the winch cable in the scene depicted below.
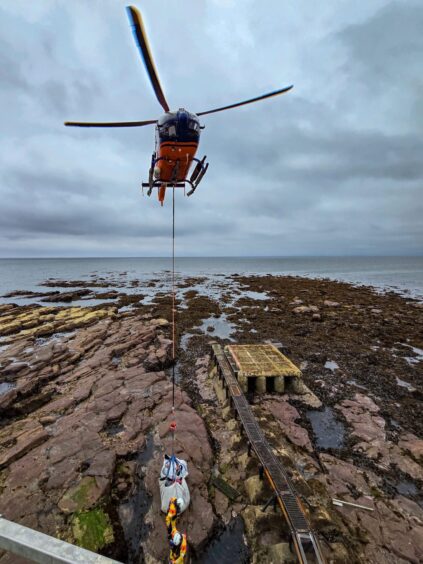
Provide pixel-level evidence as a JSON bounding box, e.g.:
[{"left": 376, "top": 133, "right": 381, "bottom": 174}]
[{"left": 170, "top": 187, "right": 177, "bottom": 462}]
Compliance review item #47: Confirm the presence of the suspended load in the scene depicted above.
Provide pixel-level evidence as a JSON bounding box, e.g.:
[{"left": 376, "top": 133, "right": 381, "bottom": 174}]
[{"left": 159, "top": 454, "right": 190, "bottom": 514}]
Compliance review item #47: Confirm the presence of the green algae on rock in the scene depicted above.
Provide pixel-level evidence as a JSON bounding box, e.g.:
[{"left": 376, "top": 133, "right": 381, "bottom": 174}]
[
  {"left": 71, "top": 508, "right": 114, "bottom": 552},
  {"left": 59, "top": 476, "right": 108, "bottom": 514}
]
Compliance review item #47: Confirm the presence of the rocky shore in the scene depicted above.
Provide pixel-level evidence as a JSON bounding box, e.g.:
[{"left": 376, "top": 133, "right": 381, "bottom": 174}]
[{"left": 0, "top": 272, "right": 422, "bottom": 563}]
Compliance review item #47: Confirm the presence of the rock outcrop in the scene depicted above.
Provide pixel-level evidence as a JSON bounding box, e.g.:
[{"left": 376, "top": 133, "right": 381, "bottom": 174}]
[{"left": 0, "top": 311, "right": 215, "bottom": 562}]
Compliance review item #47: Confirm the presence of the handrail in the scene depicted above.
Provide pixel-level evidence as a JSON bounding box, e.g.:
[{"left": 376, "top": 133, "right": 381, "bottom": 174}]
[{"left": 0, "top": 515, "right": 122, "bottom": 564}]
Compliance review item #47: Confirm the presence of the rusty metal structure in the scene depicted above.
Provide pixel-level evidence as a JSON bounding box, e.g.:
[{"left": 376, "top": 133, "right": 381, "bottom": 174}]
[
  {"left": 226, "top": 343, "right": 301, "bottom": 394},
  {"left": 211, "top": 344, "right": 326, "bottom": 564}
]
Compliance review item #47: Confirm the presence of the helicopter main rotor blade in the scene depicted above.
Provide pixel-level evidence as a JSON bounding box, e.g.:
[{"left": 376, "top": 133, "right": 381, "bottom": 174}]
[
  {"left": 64, "top": 119, "right": 157, "bottom": 128},
  {"left": 197, "top": 85, "right": 293, "bottom": 117},
  {"left": 126, "top": 6, "right": 170, "bottom": 113}
]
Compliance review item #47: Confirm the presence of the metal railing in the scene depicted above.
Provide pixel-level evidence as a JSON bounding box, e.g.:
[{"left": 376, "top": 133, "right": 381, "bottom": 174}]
[{"left": 0, "top": 516, "right": 122, "bottom": 564}]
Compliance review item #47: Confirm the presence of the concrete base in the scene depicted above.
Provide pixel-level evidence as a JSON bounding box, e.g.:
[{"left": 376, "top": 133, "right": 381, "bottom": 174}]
[
  {"left": 238, "top": 374, "right": 247, "bottom": 393},
  {"left": 274, "top": 376, "right": 285, "bottom": 393},
  {"left": 286, "top": 377, "right": 305, "bottom": 394},
  {"left": 255, "top": 376, "right": 266, "bottom": 393}
]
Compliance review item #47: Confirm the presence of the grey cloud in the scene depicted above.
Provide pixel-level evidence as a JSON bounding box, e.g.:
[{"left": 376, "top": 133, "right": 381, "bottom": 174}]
[
  {"left": 340, "top": 2, "right": 423, "bottom": 84},
  {"left": 0, "top": 0, "right": 421, "bottom": 257},
  {"left": 0, "top": 39, "right": 28, "bottom": 91}
]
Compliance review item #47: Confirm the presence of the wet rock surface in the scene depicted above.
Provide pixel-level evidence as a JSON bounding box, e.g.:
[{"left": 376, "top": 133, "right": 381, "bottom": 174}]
[
  {"left": 1, "top": 272, "right": 422, "bottom": 563},
  {"left": 0, "top": 309, "right": 213, "bottom": 562}
]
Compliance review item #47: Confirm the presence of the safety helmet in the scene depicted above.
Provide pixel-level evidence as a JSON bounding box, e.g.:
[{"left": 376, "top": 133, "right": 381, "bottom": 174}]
[
  {"left": 176, "top": 498, "right": 184, "bottom": 512},
  {"left": 172, "top": 531, "right": 182, "bottom": 546}
]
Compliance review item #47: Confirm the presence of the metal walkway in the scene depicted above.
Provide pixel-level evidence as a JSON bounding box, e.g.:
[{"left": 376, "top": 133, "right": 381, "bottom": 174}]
[{"left": 211, "top": 344, "right": 326, "bottom": 564}]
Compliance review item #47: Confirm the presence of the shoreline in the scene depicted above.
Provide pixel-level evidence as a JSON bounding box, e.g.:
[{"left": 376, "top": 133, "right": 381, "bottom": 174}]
[
  {"left": 0, "top": 273, "right": 422, "bottom": 563},
  {"left": 1, "top": 256, "right": 422, "bottom": 305}
]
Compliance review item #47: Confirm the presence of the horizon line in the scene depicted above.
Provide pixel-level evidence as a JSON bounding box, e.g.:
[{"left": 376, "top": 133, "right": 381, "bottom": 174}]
[{"left": 0, "top": 254, "right": 422, "bottom": 260}]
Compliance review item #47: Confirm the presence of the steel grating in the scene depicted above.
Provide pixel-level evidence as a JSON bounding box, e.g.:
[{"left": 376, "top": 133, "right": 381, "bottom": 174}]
[
  {"left": 211, "top": 476, "right": 240, "bottom": 501},
  {"left": 281, "top": 493, "right": 309, "bottom": 531}
]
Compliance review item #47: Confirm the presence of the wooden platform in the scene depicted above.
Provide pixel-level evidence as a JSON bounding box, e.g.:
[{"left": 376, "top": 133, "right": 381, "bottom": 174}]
[
  {"left": 227, "top": 344, "right": 301, "bottom": 378},
  {"left": 225, "top": 344, "right": 301, "bottom": 394}
]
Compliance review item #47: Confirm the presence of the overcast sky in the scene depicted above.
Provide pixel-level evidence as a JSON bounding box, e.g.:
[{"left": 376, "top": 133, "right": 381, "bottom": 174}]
[{"left": 0, "top": 0, "right": 422, "bottom": 257}]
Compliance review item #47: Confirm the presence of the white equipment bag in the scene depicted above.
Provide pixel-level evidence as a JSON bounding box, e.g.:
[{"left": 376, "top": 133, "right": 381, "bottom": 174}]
[
  {"left": 159, "top": 454, "right": 190, "bottom": 513},
  {"left": 159, "top": 476, "right": 190, "bottom": 513},
  {"left": 160, "top": 455, "right": 189, "bottom": 481}
]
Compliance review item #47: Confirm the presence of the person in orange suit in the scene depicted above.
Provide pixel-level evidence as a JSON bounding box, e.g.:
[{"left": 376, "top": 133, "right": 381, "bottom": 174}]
[
  {"left": 165, "top": 497, "right": 183, "bottom": 536},
  {"left": 169, "top": 529, "right": 187, "bottom": 563}
]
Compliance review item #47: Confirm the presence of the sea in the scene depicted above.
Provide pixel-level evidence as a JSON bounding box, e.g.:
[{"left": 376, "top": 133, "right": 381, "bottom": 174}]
[{"left": 0, "top": 256, "right": 422, "bottom": 302}]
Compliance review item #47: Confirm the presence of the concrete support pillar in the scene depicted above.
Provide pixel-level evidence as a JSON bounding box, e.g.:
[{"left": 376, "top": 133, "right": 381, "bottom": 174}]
[
  {"left": 256, "top": 376, "right": 266, "bottom": 394},
  {"left": 288, "top": 377, "right": 303, "bottom": 394},
  {"left": 238, "top": 374, "right": 247, "bottom": 393},
  {"left": 274, "top": 376, "right": 285, "bottom": 393}
]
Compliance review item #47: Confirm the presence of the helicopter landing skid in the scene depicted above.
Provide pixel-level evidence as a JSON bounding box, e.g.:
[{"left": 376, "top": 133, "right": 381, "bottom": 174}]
[{"left": 141, "top": 155, "right": 209, "bottom": 198}]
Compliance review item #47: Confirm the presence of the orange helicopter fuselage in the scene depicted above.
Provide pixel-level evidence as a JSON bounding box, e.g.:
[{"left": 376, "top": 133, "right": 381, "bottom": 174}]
[{"left": 153, "top": 109, "right": 201, "bottom": 204}]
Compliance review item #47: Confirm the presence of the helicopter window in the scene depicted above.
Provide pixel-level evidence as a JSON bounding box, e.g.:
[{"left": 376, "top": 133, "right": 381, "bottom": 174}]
[
  {"left": 189, "top": 121, "right": 199, "bottom": 131},
  {"left": 168, "top": 125, "right": 176, "bottom": 137}
]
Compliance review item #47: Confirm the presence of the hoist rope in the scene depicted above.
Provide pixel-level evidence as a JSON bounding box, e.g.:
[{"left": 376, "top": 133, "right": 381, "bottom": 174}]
[
  {"left": 170, "top": 186, "right": 176, "bottom": 460},
  {"left": 172, "top": 186, "right": 176, "bottom": 406}
]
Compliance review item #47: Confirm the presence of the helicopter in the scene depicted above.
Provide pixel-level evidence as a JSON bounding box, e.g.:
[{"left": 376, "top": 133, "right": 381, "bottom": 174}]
[{"left": 65, "top": 6, "right": 293, "bottom": 205}]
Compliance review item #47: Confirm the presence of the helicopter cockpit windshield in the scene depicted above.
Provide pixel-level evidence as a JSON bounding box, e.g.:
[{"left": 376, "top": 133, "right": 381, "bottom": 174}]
[{"left": 157, "top": 111, "right": 200, "bottom": 143}]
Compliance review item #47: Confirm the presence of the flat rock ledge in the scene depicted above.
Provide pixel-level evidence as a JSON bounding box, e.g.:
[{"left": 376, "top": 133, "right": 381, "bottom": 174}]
[{"left": 0, "top": 310, "right": 215, "bottom": 562}]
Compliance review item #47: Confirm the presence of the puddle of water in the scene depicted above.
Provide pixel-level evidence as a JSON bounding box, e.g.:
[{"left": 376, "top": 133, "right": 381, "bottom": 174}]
[
  {"left": 307, "top": 407, "right": 345, "bottom": 449},
  {"left": 119, "top": 433, "right": 155, "bottom": 563},
  {"left": 396, "top": 377, "right": 416, "bottom": 392},
  {"left": 106, "top": 422, "right": 124, "bottom": 436},
  {"left": 0, "top": 294, "right": 118, "bottom": 308},
  {"left": 199, "top": 314, "right": 236, "bottom": 340},
  {"left": 395, "top": 480, "right": 418, "bottom": 496},
  {"left": 111, "top": 356, "right": 121, "bottom": 367},
  {"left": 173, "top": 363, "right": 182, "bottom": 385},
  {"left": 396, "top": 343, "right": 423, "bottom": 366},
  {"left": 409, "top": 345, "right": 423, "bottom": 358},
  {"left": 324, "top": 360, "right": 339, "bottom": 371},
  {"left": 57, "top": 298, "right": 115, "bottom": 307},
  {"left": 0, "top": 382, "right": 16, "bottom": 395},
  {"left": 118, "top": 305, "right": 135, "bottom": 313},
  {"left": 180, "top": 333, "right": 195, "bottom": 351},
  {"left": 404, "top": 344, "right": 423, "bottom": 366},
  {"left": 405, "top": 357, "right": 420, "bottom": 366},
  {"left": 142, "top": 294, "right": 157, "bottom": 305},
  {"left": 241, "top": 290, "right": 269, "bottom": 301},
  {"left": 34, "top": 332, "right": 76, "bottom": 347},
  {"left": 193, "top": 517, "right": 250, "bottom": 564}
]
